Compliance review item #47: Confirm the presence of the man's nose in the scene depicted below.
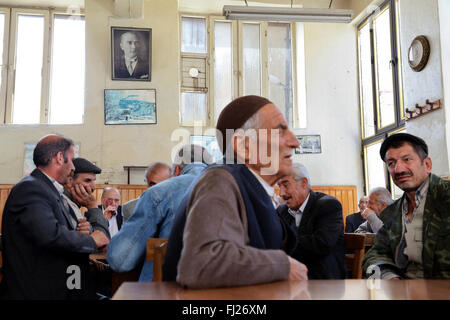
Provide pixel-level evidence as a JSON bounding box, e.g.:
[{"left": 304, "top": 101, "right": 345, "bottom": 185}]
[
  {"left": 394, "top": 161, "right": 407, "bottom": 174},
  {"left": 286, "top": 129, "right": 299, "bottom": 148}
]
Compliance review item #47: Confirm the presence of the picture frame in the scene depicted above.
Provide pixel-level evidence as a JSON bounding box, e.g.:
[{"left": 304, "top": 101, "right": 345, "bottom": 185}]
[
  {"left": 295, "top": 135, "right": 321, "bottom": 154},
  {"left": 104, "top": 89, "right": 157, "bottom": 125},
  {"left": 190, "top": 135, "right": 223, "bottom": 163},
  {"left": 111, "top": 26, "right": 152, "bottom": 81}
]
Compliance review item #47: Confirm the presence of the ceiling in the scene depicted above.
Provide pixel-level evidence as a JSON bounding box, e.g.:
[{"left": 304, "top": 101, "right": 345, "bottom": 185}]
[
  {"left": 0, "top": 0, "right": 358, "bottom": 16},
  {"left": 179, "top": 0, "right": 352, "bottom": 15},
  {"left": 0, "top": 0, "right": 84, "bottom": 9}
]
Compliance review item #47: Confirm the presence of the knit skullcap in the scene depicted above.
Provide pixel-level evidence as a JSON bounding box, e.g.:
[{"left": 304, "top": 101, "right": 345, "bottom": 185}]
[{"left": 216, "top": 95, "right": 272, "bottom": 154}]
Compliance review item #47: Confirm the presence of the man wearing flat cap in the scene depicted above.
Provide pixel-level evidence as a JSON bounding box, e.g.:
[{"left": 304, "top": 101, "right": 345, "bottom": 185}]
[
  {"left": 163, "top": 95, "right": 308, "bottom": 288},
  {"left": 63, "top": 157, "right": 110, "bottom": 239},
  {"left": 363, "top": 133, "right": 450, "bottom": 279}
]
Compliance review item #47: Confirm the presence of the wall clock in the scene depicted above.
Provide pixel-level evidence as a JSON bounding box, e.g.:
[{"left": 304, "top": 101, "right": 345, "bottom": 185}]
[{"left": 408, "top": 35, "right": 430, "bottom": 72}]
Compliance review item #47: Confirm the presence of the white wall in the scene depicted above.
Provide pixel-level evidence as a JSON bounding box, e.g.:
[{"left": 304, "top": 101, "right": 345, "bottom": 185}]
[
  {"left": 398, "top": 0, "right": 449, "bottom": 177},
  {"left": 0, "top": 0, "right": 364, "bottom": 195},
  {"left": 293, "top": 22, "right": 364, "bottom": 199},
  {"left": 0, "top": 0, "right": 181, "bottom": 184}
]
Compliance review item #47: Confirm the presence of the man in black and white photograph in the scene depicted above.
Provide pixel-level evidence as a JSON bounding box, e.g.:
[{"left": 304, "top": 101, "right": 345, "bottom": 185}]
[{"left": 112, "top": 28, "right": 151, "bottom": 80}]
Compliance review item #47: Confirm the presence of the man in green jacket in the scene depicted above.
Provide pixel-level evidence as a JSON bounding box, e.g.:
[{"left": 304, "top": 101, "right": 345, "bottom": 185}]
[{"left": 363, "top": 133, "right": 450, "bottom": 279}]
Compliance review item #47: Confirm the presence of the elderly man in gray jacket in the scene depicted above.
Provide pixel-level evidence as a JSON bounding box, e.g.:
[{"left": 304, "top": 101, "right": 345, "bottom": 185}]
[{"left": 355, "top": 187, "right": 393, "bottom": 234}]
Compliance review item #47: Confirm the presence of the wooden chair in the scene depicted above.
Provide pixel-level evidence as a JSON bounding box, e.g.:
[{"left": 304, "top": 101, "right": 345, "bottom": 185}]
[
  {"left": 344, "top": 233, "right": 366, "bottom": 279},
  {"left": 146, "top": 238, "right": 168, "bottom": 282}
]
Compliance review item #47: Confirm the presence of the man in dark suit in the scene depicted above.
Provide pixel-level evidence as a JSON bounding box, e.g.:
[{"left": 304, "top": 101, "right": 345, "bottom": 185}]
[
  {"left": 277, "top": 163, "right": 346, "bottom": 279},
  {"left": 0, "top": 134, "right": 110, "bottom": 299},
  {"left": 114, "top": 31, "right": 149, "bottom": 80},
  {"left": 99, "top": 187, "right": 123, "bottom": 238},
  {"left": 345, "top": 196, "right": 369, "bottom": 233}
]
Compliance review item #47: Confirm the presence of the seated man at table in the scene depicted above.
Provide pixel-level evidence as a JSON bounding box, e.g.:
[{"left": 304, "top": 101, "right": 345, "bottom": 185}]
[
  {"left": 355, "top": 187, "right": 393, "bottom": 234},
  {"left": 345, "top": 196, "right": 369, "bottom": 233},
  {"left": 107, "top": 144, "right": 212, "bottom": 281},
  {"left": 0, "top": 134, "right": 109, "bottom": 299},
  {"left": 99, "top": 187, "right": 123, "bottom": 238},
  {"left": 277, "top": 163, "right": 346, "bottom": 279},
  {"left": 163, "top": 95, "right": 308, "bottom": 288},
  {"left": 63, "top": 157, "right": 110, "bottom": 238},
  {"left": 121, "top": 162, "right": 171, "bottom": 223},
  {"left": 363, "top": 133, "right": 450, "bottom": 279}
]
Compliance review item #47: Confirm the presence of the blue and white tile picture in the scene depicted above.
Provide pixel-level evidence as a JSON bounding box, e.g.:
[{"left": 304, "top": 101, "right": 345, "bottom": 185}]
[{"left": 104, "top": 89, "right": 156, "bottom": 124}]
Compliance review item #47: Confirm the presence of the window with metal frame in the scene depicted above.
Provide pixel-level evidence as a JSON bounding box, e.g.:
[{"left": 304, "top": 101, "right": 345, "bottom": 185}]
[
  {"left": 180, "top": 14, "right": 306, "bottom": 129},
  {"left": 0, "top": 7, "right": 85, "bottom": 125},
  {"left": 358, "top": 0, "right": 405, "bottom": 196}
]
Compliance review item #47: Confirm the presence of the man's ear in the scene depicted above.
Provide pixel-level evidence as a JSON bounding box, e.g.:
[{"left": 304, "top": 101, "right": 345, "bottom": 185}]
[
  {"left": 55, "top": 151, "right": 65, "bottom": 166},
  {"left": 424, "top": 157, "right": 432, "bottom": 174},
  {"left": 232, "top": 132, "right": 250, "bottom": 163},
  {"left": 174, "top": 165, "right": 182, "bottom": 177}
]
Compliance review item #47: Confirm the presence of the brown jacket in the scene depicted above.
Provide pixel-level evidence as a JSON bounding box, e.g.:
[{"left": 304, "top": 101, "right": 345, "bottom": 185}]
[{"left": 177, "top": 168, "right": 290, "bottom": 288}]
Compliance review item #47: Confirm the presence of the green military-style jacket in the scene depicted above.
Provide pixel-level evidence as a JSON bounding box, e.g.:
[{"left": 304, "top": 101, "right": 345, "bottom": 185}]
[{"left": 362, "top": 173, "right": 450, "bottom": 279}]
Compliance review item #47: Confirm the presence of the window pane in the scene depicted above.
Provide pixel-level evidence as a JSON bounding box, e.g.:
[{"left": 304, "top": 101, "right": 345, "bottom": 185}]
[
  {"left": 242, "top": 23, "right": 261, "bottom": 96},
  {"left": 365, "top": 141, "right": 386, "bottom": 192},
  {"left": 374, "top": 8, "right": 395, "bottom": 128},
  {"left": 13, "top": 14, "right": 44, "bottom": 124},
  {"left": 213, "top": 21, "right": 232, "bottom": 124},
  {"left": 268, "top": 23, "right": 293, "bottom": 127},
  {"left": 0, "top": 13, "right": 5, "bottom": 92},
  {"left": 49, "top": 15, "right": 85, "bottom": 124},
  {"left": 181, "top": 92, "right": 207, "bottom": 125},
  {"left": 181, "top": 17, "right": 206, "bottom": 54},
  {"left": 359, "top": 23, "right": 375, "bottom": 138}
]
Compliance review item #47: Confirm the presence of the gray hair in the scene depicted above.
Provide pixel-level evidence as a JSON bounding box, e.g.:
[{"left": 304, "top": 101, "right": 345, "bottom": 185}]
[
  {"left": 291, "top": 163, "right": 311, "bottom": 189},
  {"left": 369, "top": 187, "right": 393, "bottom": 206},
  {"left": 101, "top": 187, "right": 121, "bottom": 199},
  {"left": 172, "top": 144, "right": 213, "bottom": 174}
]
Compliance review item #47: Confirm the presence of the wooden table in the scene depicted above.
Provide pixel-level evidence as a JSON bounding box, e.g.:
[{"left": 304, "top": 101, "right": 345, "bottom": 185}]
[{"left": 112, "top": 279, "right": 450, "bottom": 300}]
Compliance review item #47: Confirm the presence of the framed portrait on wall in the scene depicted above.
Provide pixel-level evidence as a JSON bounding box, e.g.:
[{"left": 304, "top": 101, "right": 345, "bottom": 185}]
[
  {"left": 104, "top": 89, "right": 157, "bottom": 125},
  {"left": 111, "top": 26, "right": 152, "bottom": 81}
]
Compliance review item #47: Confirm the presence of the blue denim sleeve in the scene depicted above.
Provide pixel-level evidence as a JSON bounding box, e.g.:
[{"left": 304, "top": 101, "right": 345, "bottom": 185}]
[{"left": 106, "top": 191, "right": 162, "bottom": 273}]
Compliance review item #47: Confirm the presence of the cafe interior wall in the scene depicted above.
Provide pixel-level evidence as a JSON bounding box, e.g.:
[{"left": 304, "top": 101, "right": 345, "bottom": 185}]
[
  {"left": 398, "top": 0, "right": 449, "bottom": 177},
  {"left": 0, "top": 0, "right": 367, "bottom": 195}
]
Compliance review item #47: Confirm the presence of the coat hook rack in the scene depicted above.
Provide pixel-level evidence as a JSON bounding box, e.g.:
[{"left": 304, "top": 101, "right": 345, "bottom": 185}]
[{"left": 405, "top": 98, "right": 441, "bottom": 121}]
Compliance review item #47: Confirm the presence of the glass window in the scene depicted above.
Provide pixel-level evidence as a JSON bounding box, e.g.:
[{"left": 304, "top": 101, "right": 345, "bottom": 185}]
[
  {"left": 242, "top": 23, "right": 261, "bottom": 96},
  {"left": 181, "top": 17, "right": 206, "bottom": 54},
  {"left": 358, "top": 22, "right": 375, "bottom": 138},
  {"left": 181, "top": 91, "right": 207, "bottom": 126},
  {"left": 49, "top": 15, "right": 85, "bottom": 124},
  {"left": 364, "top": 141, "right": 386, "bottom": 193},
  {"left": 358, "top": 1, "right": 404, "bottom": 194},
  {"left": 12, "top": 14, "right": 44, "bottom": 124},
  {"left": 374, "top": 8, "right": 395, "bottom": 129},
  {"left": 213, "top": 21, "right": 232, "bottom": 124},
  {"left": 0, "top": 13, "right": 5, "bottom": 92},
  {"left": 267, "top": 22, "right": 293, "bottom": 128}
]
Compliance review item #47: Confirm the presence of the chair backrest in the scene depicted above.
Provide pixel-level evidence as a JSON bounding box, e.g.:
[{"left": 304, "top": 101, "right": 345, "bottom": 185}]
[
  {"left": 344, "top": 233, "right": 366, "bottom": 279},
  {"left": 146, "top": 238, "right": 168, "bottom": 282}
]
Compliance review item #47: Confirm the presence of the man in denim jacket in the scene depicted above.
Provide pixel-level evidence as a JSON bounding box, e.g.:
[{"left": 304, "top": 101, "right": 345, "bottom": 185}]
[{"left": 106, "top": 144, "right": 212, "bottom": 281}]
